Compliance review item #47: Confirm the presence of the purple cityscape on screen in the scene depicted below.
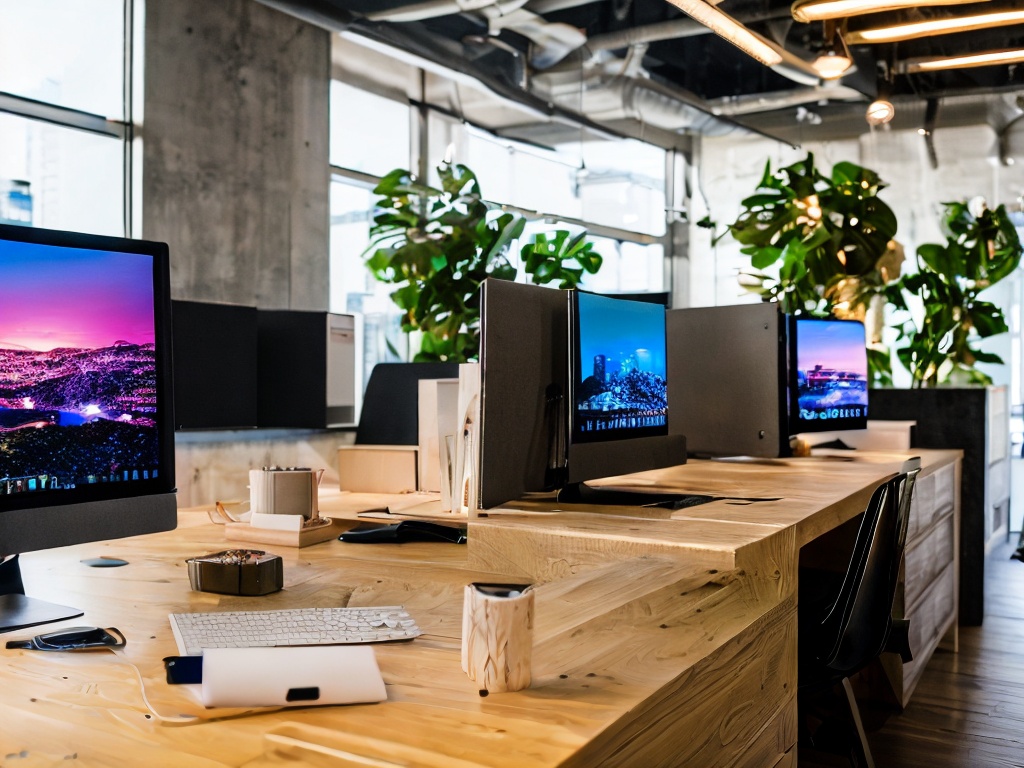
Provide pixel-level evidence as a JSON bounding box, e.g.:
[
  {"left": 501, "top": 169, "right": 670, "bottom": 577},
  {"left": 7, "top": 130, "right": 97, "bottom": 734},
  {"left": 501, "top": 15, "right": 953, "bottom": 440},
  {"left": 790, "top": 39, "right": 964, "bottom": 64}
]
[{"left": 0, "top": 241, "right": 160, "bottom": 494}]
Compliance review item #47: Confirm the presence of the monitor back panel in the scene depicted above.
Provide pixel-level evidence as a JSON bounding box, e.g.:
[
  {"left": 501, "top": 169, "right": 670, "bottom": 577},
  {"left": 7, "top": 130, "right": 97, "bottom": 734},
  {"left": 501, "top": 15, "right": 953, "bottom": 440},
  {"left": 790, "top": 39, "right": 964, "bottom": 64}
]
[
  {"left": 479, "top": 279, "right": 568, "bottom": 509},
  {"left": 667, "top": 303, "right": 786, "bottom": 458}
]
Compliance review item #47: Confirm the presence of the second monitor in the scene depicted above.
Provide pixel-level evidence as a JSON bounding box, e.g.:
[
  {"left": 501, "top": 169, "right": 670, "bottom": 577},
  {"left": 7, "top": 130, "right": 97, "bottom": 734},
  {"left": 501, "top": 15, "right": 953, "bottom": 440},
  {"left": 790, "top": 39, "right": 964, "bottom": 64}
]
[{"left": 668, "top": 303, "right": 868, "bottom": 458}]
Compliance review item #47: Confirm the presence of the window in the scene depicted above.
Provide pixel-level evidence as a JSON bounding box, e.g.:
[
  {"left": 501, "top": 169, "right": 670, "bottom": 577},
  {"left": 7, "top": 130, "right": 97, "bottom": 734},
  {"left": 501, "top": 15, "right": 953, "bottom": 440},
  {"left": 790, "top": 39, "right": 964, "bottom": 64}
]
[
  {"left": 0, "top": 113, "right": 125, "bottom": 233},
  {"left": 329, "top": 44, "right": 675, "bottom": 372},
  {"left": 0, "top": 0, "right": 126, "bottom": 120},
  {"left": 329, "top": 82, "right": 412, "bottom": 177},
  {"left": 0, "top": 0, "right": 130, "bottom": 236}
]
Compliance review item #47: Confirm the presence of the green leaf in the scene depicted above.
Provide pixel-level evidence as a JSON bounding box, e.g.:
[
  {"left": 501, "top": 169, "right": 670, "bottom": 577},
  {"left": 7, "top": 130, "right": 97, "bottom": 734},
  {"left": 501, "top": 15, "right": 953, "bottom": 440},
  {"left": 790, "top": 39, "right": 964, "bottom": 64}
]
[{"left": 750, "top": 246, "right": 783, "bottom": 270}]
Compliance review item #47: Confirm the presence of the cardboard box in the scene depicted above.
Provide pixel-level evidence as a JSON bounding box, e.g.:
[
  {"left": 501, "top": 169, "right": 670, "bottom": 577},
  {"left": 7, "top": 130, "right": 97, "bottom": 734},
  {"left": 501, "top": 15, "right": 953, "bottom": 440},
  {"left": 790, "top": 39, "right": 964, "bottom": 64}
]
[{"left": 338, "top": 445, "right": 418, "bottom": 494}]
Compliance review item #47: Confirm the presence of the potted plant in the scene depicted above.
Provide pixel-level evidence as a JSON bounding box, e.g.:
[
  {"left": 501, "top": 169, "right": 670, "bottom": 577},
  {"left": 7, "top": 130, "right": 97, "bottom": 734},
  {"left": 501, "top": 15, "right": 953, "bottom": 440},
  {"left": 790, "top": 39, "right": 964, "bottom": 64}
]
[
  {"left": 364, "top": 160, "right": 602, "bottom": 363},
  {"left": 702, "top": 152, "right": 901, "bottom": 383},
  {"left": 871, "top": 199, "right": 1021, "bottom": 626},
  {"left": 885, "top": 198, "right": 1022, "bottom": 387}
]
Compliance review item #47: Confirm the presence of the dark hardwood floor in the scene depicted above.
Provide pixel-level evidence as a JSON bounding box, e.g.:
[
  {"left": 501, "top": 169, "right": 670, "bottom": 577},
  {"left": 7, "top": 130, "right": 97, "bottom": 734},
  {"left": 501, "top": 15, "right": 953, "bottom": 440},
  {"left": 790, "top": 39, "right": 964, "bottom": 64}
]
[{"left": 803, "top": 538, "right": 1024, "bottom": 767}]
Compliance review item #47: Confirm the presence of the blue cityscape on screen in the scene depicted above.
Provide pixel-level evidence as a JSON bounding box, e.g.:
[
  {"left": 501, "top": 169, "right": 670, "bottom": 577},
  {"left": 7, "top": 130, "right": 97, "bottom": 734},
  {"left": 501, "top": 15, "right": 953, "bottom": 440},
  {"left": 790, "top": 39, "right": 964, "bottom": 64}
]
[
  {"left": 794, "top": 319, "right": 868, "bottom": 424},
  {"left": 574, "top": 292, "right": 667, "bottom": 440},
  {"left": 0, "top": 240, "right": 160, "bottom": 495}
]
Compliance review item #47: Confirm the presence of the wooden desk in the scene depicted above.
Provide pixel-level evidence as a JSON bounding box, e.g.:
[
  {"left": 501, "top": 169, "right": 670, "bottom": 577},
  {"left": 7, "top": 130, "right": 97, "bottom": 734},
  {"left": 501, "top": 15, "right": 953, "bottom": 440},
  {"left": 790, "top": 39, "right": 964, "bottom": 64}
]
[{"left": 2, "top": 449, "right": 959, "bottom": 767}]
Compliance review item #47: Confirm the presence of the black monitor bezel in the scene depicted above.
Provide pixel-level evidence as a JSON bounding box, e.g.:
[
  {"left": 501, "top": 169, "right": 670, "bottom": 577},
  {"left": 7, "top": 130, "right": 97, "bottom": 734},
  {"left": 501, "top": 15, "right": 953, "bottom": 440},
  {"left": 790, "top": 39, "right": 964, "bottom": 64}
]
[
  {"left": 0, "top": 223, "right": 176, "bottom": 515},
  {"left": 569, "top": 290, "right": 669, "bottom": 445},
  {"left": 787, "top": 314, "right": 869, "bottom": 435}
]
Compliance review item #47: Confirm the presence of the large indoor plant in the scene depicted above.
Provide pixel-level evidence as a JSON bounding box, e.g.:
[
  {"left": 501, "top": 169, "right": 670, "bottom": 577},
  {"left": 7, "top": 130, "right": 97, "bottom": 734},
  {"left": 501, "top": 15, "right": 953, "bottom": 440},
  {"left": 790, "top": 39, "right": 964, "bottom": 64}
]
[
  {"left": 886, "top": 198, "right": 1022, "bottom": 387},
  {"left": 364, "top": 160, "right": 602, "bottom": 362},
  {"left": 704, "top": 152, "right": 901, "bottom": 383}
]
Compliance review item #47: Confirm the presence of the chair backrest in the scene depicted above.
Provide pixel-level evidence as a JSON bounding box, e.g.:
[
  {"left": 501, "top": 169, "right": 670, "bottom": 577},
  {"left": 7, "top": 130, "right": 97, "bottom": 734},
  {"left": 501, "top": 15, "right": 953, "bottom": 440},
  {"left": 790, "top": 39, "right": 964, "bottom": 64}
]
[
  {"left": 816, "top": 457, "right": 921, "bottom": 675},
  {"left": 355, "top": 362, "right": 460, "bottom": 445}
]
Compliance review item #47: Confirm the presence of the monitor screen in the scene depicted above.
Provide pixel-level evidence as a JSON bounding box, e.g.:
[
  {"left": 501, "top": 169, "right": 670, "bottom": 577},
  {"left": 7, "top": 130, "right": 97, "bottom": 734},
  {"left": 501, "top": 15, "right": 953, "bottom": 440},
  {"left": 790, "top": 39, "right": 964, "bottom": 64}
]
[
  {"left": 0, "top": 223, "right": 176, "bottom": 631},
  {"left": 789, "top": 316, "right": 869, "bottom": 433},
  {"left": 571, "top": 291, "right": 668, "bottom": 444}
]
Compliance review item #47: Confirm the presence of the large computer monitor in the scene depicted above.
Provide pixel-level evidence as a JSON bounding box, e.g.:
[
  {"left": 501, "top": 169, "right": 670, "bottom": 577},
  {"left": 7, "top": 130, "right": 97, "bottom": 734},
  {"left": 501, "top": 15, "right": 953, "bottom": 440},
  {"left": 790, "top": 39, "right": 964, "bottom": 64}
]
[
  {"left": 477, "top": 281, "right": 685, "bottom": 509},
  {"left": 0, "top": 224, "right": 177, "bottom": 632}
]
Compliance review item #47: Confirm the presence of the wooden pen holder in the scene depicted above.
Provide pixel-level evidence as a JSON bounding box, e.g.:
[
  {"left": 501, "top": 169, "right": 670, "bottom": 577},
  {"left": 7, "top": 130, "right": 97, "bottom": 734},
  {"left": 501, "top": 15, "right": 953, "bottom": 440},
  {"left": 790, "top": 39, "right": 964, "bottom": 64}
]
[{"left": 461, "top": 582, "right": 534, "bottom": 693}]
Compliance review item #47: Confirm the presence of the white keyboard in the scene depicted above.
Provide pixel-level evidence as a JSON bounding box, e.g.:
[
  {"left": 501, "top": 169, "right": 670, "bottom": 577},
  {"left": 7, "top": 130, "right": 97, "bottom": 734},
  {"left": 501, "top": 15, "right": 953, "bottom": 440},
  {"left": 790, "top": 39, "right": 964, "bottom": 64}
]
[{"left": 169, "top": 606, "right": 421, "bottom": 656}]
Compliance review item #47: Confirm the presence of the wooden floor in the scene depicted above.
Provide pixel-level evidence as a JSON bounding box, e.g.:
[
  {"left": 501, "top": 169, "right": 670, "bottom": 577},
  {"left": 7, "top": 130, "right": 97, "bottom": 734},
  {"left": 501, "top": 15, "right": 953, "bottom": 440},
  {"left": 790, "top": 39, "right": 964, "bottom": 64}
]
[{"left": 803, "top": 538, "right": 1024, "bottom": 767}]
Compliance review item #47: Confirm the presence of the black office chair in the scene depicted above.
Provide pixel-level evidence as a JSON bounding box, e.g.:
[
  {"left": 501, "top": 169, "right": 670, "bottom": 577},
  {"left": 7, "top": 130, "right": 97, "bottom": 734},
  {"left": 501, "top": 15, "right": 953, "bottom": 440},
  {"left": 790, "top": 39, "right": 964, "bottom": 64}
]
[
  {"left": 798, "top": 457, "right": 921, "bottom": 768},
  {"left": 355, "top": 362, "right": 460, "bottom": 445}
]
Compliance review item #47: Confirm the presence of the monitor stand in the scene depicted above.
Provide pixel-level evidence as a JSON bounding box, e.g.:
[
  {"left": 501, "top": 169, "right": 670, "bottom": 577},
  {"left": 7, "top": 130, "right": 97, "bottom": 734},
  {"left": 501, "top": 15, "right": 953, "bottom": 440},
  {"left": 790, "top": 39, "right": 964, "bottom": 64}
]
[
  {"left": 556, "top": 482, "right": 713, "bottom": 510},
  {"left": 0, "top": 555, "right": 83, "bottom": 634}
]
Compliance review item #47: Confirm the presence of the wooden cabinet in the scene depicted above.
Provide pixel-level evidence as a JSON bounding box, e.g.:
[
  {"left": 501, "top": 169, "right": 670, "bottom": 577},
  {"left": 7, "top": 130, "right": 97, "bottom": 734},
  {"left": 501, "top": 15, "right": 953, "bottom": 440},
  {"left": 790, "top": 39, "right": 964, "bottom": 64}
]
[
  {"left": 871, "top": 386, "right": 1007, "bottom": 626},
  {"left": 891, "top": 457, "right": 960, "bottom": 706}
]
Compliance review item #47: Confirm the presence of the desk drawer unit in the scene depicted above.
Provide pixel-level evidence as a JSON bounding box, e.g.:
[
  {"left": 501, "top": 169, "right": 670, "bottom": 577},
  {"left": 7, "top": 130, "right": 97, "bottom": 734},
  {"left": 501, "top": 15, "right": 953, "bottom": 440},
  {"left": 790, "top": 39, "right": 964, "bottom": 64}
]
[
  {"left": 905, "top": 512, "right": 956, "bottom": 610},
  {"left": 891, "top": 458, "right": 960, "bottom": 707}
]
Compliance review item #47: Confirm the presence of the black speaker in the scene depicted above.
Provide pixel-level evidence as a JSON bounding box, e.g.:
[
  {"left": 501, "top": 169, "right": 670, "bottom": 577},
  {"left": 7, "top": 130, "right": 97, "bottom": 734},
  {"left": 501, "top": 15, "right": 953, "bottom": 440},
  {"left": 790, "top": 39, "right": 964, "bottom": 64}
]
[
  {"left": 256, "top": 310, "right": 357, "bottom": 429},
  {"left": 171, "top": 300, "right": 258, "bottom": 430}
]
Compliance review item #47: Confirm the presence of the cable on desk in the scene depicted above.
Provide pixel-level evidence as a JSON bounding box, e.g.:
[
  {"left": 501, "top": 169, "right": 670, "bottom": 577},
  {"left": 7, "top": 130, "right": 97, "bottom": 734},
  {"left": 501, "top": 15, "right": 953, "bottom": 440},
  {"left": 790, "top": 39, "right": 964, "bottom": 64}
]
[{"left": 106, "top": 648, "right": 282, "bottom": 727}]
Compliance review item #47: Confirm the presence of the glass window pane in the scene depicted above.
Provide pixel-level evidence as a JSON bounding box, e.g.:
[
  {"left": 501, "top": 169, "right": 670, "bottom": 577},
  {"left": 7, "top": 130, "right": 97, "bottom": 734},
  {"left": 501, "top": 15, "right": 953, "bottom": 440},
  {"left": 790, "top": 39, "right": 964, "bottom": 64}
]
[
  {"left": 577, "top": 237, "right": 665, "bottom": 294},
  {"left": 330, "top": 82, "right": 412, "bottom": 176},
  {"left": 565, "top": 138, "right": 667, "bottom": 237},
  {"left": 427, "top": 113, "right": 667, "bottom": 237},
  {"left": 0, "top": 113, "right": 124, "bottom": 236},
  {"left": 0, "top": 0, "right": 125, "bottom": 120},
  {"left": 330, "top": 176, "right": 408, "bottom": 386}
]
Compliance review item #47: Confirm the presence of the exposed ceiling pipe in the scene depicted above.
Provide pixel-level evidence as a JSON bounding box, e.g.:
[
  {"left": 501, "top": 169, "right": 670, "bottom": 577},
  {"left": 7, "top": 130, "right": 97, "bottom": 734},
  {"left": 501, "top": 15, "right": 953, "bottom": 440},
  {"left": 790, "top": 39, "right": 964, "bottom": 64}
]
[
  {"left": 480, "top": 7, "right": 586, "bottom": 67},
  {"left": 363, "top": 0, "right": 527, "bottom": 23},
  {"left": 526, "top": 0, "right": 603, "bottom": 12},
  {"left": 583, "top": 15, "right": 824, "bottom": 88},
  {"left": 588, "top": 18, "right": 710, "bottom": 50},
  {"left": 707, "top": 84, "right": 865, "bottom": 116}
]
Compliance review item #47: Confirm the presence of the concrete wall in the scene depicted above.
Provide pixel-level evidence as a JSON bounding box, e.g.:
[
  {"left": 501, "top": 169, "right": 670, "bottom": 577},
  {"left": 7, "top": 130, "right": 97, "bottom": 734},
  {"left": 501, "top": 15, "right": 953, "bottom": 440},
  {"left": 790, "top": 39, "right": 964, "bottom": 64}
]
[
  {"left": 143, "top": 0, "right": 330, "bottom": 310},
  {"left": 142, "top": 0, "right": 338, "bottom": 505}
]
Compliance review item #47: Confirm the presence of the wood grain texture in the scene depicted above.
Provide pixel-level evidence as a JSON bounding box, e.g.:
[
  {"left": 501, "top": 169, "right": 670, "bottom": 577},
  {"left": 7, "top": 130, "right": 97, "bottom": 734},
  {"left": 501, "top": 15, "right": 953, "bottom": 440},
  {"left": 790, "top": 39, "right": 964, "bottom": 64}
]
[
  {"left": 0, "top": 449, "right": 960, "bottom": 767},
  {"left": 462, "top": 584, "right": 534, "bottom": 692}
]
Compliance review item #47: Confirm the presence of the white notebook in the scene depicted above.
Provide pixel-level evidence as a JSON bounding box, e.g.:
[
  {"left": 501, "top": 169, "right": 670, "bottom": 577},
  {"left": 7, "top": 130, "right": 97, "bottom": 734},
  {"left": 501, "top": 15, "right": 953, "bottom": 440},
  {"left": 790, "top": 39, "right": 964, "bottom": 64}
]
[{"left": 200, "top": 645, "right": 387, "bottom": 708}]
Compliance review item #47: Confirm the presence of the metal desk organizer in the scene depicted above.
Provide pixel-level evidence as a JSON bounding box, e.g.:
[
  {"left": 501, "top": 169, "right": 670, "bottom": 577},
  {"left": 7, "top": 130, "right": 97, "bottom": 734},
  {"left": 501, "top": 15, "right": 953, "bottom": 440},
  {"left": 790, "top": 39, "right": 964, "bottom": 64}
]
[{"left": 186, "top": 549, "right": 283, "bottom": 596}]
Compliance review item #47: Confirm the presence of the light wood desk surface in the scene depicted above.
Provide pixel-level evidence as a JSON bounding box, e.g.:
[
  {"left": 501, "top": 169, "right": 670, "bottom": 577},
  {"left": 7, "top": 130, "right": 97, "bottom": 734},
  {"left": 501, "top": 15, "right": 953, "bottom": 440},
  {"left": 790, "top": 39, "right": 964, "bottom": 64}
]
[{"left": 2, "top": 449, "right": 959, "bottom": 767}]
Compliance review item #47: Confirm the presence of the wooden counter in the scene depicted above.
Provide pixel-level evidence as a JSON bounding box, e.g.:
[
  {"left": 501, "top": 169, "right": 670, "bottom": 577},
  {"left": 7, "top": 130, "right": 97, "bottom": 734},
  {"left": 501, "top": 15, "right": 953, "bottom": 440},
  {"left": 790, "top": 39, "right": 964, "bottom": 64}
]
[{"left": 1, "top": 449, "right": 959, "bottom": 767}]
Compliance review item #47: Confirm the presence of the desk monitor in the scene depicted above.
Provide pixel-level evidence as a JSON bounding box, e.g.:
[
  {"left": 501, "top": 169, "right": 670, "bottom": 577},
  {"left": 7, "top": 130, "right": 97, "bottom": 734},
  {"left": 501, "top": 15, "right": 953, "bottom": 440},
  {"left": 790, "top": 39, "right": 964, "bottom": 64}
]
[
  {"left": 478, "top": 281, "right": 685, "bottom": 509},
  {"left": 668, "top": 304, "right": 868, "bottom": 457},
  {"left": 562, "top": 291, "right": 686, "bottom": 501},
  {"left": 788, "top": 316, "right": 868, "bottom": 434},
  {"left": 0, "top": 223, "right": 177, "bottom": 632}
]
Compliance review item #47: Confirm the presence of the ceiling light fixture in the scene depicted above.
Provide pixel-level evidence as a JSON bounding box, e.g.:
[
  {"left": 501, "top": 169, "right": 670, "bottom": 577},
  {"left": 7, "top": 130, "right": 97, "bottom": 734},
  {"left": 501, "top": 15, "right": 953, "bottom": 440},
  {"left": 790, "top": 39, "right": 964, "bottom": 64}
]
[
  {"left": 847, "top": 9, "right": 1024, "bottom": 44},
  {"left": 866, "top": 99, "right": 895, "bottom": 125},
  {"left": 665, "top": 0, "right": 783, "bottom": 67},
  {"left": 866, "top": 60, "right": 895, "bottom": 126},
  {"left": 901, "top": 48, "right": 1024, "bottom": 73},
  {"left": 812, "top": 20, "right": 855, "bottom": 80},
  {"left": 792, "top": 0, "right": 983, "bottom": 24}
]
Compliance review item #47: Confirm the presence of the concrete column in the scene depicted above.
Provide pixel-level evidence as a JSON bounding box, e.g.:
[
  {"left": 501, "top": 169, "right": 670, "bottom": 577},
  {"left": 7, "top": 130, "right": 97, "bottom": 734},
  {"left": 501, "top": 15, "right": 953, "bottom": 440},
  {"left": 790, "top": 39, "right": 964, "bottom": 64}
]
[{"left": 142, "top": 0, "right": 330, "bottom": 310}]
